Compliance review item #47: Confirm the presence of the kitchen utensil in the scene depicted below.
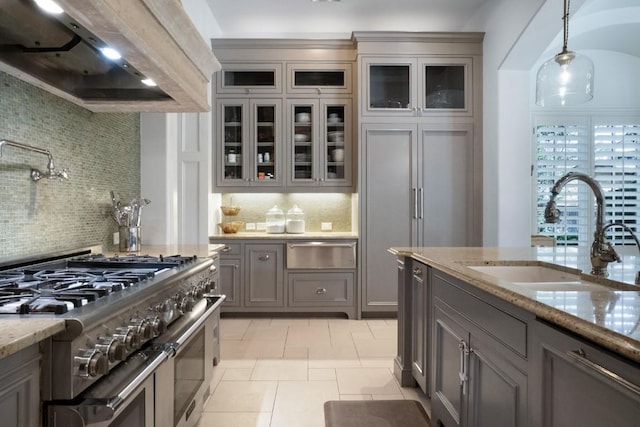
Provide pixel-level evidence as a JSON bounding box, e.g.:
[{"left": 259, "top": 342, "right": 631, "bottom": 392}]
[
  {"left": 219, "top": 221, "right": 243, "bottom": 233},
  {"left": 295, "top": 112, "right": 310, "bottom": 123},
  {"left": 221, "top": 206, "right": 241, "bottom": 216},
  {"left": 327, "top": 131, "right": 344, "bottom": 142}
]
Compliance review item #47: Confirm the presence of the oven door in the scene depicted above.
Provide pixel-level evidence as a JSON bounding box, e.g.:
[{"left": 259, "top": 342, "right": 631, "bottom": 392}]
[
  {"left": 45, "top": 346, "right": 169, "bottom": 427},
  {"left": 156, "top": 295, "right": 225, "bottom": 427}
]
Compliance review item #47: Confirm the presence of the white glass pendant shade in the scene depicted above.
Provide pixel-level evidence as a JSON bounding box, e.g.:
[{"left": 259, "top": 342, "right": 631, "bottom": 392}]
[{"left": 536, "top": 50, "right": 594, "bottom": 107}]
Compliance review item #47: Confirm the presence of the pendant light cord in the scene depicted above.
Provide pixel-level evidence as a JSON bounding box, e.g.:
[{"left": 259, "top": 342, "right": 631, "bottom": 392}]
[{"left": 562, "top": 0, "right": 570, "bottom": 53}]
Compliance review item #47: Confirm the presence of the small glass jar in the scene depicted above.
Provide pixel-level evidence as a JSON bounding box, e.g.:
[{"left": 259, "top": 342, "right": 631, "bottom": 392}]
[
  {"left": 286, "top": 204, "right": 305, "bottom": 234},
  {"left": 265, "top": 205, "right": 285, "bottom": 234}
]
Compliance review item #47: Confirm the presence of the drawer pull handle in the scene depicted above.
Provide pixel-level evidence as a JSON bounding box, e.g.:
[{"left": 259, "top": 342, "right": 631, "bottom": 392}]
[
  {"left": 567, "top": 349, "right": 640, "bottom": 396},
  {"left": 412, "top": 267, "right": 422, "bottom": 278},
  {"left": 221, "top": 246, "right": 231, "bottom": 253},
  {"left": 258, "top": 254, "right": 270, "bottom": 261},
  {"left": 315, "top": 288, "right": 327, "bottom": 295}
]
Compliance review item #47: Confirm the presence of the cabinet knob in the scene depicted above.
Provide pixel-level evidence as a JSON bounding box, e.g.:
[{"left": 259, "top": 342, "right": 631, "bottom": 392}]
[
  {"left": 246, "top": 88, "right": 252, "bottom": 94},
  {"left": 412, "top": 267, "right": 423, "bottom": 278},
  {"left": 316, "top": 88, "right": 322, "bottom": 95},
  {"left": 258, "top": 254, "right": 270, "bottom": 261},
  {"left": 315, "top": 287, "right": 327, "bottom": 295}
]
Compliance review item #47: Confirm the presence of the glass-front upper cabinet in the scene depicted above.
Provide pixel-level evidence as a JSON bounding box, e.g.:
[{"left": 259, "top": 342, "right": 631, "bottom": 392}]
[
  {"left": 287, "top": 63, "right": 352, "bottom": 94},
  {"left": 420, "top": 58, "right": 472, "bottom": 115},
  {"left": 362, "top": 56, "right": 472, "bottom": 117},
  {"left": 216, "top": 99, "right": 282, "bottom": 189},
  {"left": 288, "top": 99, "right": 352, "bottom": 187},
  {"left": 361, "top": 57, "right": 417, "bottom": 116},
  {"left": 216, "top": 63, "right": 283, "bottom": 94}
]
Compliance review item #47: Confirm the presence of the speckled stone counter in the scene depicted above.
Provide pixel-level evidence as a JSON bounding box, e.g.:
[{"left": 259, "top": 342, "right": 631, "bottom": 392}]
[
  {"left": 389, "top": 246, "right": 640, "bottom": 363},
  {"left": 0, "top": 319, "right": 65, "bottom": 360},
  {"left": 210, "top": 232, "right": 358, "bottom": 240}
]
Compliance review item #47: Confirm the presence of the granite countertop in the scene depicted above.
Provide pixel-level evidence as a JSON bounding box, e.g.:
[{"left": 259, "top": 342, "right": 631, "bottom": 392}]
[
  {"left": 210, "top": 232, "right": 358, "bottom": 240},
  {"left": 0, "top": 319, "right": 65, "bottom": 360},
  {"left": 0, "top": 244, "right": 226, "bottom": 361},
  {"left": 389, "top": 246, "right": 640, "bottom": 363}
]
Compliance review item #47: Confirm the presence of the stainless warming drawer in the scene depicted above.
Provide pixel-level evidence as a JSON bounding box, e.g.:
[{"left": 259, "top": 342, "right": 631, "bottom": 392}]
[{"left": 286, "top": 242, "right": 357, "bottom": 269}]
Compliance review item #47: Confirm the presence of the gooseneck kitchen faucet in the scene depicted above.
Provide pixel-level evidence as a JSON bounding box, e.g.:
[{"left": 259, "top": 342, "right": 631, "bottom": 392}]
[
  {"left": 544, "top": 171, "right": 620, "bottom": 276},
  {"left": 0, "top": 138, "right": 69, "bottom": 181}
]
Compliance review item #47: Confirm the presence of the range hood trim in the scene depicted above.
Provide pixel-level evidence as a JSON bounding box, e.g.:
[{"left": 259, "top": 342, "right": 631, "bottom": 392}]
[{"left": 0, "top": 0, "right": 220, "bottom": 112}]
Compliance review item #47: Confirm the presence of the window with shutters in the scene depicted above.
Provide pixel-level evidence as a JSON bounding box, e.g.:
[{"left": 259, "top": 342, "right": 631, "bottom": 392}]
[{"left": 534, "top": 115, "right": 640, "bottom": 246}]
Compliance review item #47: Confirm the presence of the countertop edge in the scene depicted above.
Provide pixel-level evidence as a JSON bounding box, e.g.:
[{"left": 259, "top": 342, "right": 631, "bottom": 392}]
[{"left": 0, "top": 319, "right": 66, "bottom": 360}]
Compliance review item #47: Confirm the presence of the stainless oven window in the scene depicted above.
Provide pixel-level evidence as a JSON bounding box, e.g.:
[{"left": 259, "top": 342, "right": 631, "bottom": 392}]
[{"left": 174, "top": 328, "right": 206, "bottom": 424}]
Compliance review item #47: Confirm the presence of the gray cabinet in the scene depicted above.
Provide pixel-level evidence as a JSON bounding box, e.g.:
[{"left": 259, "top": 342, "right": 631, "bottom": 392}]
[
  {"left": 431, "top": 270, "right": 528, "bottom": 427},
  {"left": 215, "top": 98, "right": 283, "bottom": 190},
  {"left": 360, "top": 122, "right": 479, "bottom": 313},
  {"left": 286, "top": 98, "right": 353, "bottom": 189},
  {"left": 531, "top": 320, "right": 640, "bottom": 426},
  {"left": 411, "top": 262, "right": 429, "bottom": 394},
  {"left": 245, "top": 244, "right": 284, "bottom": 307},
  {"left": 218, "top": 244, "right": 242, "bottom": 308},
  {"left": 0, "top": 344, "right": 40, "bottom": 427},
  {"left": 360, "top": 56, "right": 474, "bottom": 118},
  {"left": 211, "top": 238, "right": 356, "bottom": 317}
]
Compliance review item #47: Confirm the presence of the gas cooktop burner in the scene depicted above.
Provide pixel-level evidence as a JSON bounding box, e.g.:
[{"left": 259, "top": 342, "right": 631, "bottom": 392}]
[{"left": 0, "top": 253, "right": 197, "bottom": 315}]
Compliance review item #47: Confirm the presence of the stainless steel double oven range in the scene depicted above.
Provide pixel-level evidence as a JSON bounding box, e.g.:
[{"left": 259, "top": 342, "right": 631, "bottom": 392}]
[{"left": 0, "top": 248, "right": 224, "bottom": 427}]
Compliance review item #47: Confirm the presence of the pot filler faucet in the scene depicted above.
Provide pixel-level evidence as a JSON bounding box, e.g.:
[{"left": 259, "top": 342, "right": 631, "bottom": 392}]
[
  {"left": 544, "top": 171, "right": 621, "bottom": 276},
  {"left": 0, "top": 139, "right": 69, "bottom": 181}
]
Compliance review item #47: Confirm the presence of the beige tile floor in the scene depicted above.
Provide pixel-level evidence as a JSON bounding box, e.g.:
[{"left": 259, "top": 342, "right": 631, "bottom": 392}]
[{"left": 198, "top": 317, "right": 430, "bottom": 427}]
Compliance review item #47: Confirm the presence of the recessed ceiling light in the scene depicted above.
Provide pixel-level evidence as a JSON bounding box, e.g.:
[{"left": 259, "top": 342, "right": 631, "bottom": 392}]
[
  {"left": 141, "top": 78, "right": 157, "bottom": 87},
  {"left": 100, "top": 47, "right": 122, "bottom": 61},
  {"left": 34, "top": 0, "right": 64, "bottom": 14}
]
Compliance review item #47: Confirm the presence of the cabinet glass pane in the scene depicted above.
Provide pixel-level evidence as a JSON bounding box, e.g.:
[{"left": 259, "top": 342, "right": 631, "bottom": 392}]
[
  {"left": 256, "top": 105, "right": 277, "bottom": 181},
  {"left": 294, "top": 71, "right": 345, "bottom": 87},
  {"left": 223, "top": 105, "right": 243, "bottom": 181},
  {"left": 224, "top": 71, "right": 275, "bottom": 87},
  {"left": 326, "top": 105, "right": 345, "bottom": 180},
  {"left": 424, "top": 65, "right": 465, "bottom": 109},
  {"left": 293, "top": 105, "right": 314, "bottom": 181},
  {"left": 369, "top": 65, "right": 410, "bottom": 109}
]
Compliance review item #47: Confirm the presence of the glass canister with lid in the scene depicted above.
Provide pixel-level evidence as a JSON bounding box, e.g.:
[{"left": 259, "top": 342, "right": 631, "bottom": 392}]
[
  {"left": 265, "top": 205, "right": 285, "bottom": 233},
  {"left": 286, "top": 204, "right": 305, "bottom": 234}
]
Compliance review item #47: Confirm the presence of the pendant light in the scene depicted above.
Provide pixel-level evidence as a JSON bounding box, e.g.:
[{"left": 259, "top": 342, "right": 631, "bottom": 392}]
[{"left": 536, "top": 0, "right": 594, "bottom": 107}]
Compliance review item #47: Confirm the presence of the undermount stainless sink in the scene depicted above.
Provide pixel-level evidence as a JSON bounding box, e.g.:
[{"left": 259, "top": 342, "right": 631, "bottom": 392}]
[{"left": 467, "top": 264, "right": 638, "bottom": 292}]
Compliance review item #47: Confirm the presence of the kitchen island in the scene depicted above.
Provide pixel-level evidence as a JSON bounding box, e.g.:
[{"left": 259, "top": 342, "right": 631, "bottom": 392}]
[{"left": 390, "top": 246, "right": 640, "bottom": 426}]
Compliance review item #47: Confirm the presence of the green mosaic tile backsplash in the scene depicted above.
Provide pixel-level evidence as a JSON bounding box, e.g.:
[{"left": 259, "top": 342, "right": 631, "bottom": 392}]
[{"left": 0, "top": 72, "right": 140, "bottom": 259}]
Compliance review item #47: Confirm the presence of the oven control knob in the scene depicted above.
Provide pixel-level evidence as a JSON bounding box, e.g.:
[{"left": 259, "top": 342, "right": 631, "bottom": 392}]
[
  {"left": 95, "top": 336, "right": 126, "bottom": 363},
  {"left": 146, "top": 315, "right": 167, "bottom": 336},
  {"left": 189, "top": 285, "right": 204, "bottom": 300},
  {"left": 113, "top": 326, "right": 140, "bottom": 351},
  {"left": 202, "top": 278, "right": 212, "bottom": 293},
  {"left": 130, "top": 318, "right": 152, "bottom": 341},
  {"left": 177, "top": 294, "right": 195, "bottom": 313},
  {"left": 75, "top": 348, "right": 108, "bottom": 378},
  {"left": 155, "top": 299, "right": 177, "bottom": 324}
]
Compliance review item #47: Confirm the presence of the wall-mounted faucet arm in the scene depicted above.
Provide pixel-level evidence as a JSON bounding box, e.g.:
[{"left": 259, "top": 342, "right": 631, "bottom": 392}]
[{"left": 0, "top": 138, "right": 68, "bottom": 181}]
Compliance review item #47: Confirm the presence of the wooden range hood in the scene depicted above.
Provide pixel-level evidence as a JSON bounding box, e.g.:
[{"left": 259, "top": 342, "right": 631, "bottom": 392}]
[{"left": 0, "top": 0, "right": 220, "bottom": 112}]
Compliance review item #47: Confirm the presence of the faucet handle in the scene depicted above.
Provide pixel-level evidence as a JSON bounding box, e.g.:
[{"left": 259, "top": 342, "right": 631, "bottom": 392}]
[{"left": 603, "top": 242, "right": 621, "bottom": 263}]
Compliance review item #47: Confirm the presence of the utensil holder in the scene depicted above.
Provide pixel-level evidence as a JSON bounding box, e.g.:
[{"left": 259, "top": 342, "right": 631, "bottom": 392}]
[{"left": 119, "top": 226, "right": 141, "bottom": 252}]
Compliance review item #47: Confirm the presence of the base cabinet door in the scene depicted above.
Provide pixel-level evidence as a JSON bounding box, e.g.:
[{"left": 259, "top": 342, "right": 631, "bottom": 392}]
[
  {"left": 411, "top": 263, "right": 429, "bottom": 394},
  {"left": 245, "top": 244, "right": 284, "bottom": 307},
  {"left": 0, "top": 345, "right": 40, "bottom": 427},
  {"left": 531, "top": 320, "right": 640, "bottom": 427},
  {"left": 219, "top": 257, "right": 241, "bottom": 307}
]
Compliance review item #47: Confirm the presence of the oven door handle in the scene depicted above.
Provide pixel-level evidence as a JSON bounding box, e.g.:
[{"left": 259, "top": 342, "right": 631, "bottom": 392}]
[
  {"left": 168, "top": 295, "right": 226, "bottom": 355},
  {"left": 110, "top": 350, "right": 169, "bottom": 409},
  {"left": 47, "top": 348, "right": 170, "bottom": 426}
]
